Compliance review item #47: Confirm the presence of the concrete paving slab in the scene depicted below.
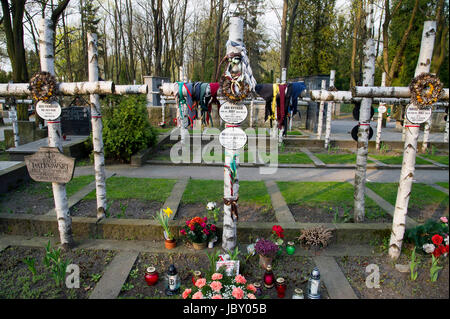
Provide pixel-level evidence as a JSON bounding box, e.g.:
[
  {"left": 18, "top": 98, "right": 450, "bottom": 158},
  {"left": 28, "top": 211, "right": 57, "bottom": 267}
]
[
  {"left": 313, "top": 256, "right": 358, "bottom": 299},
  {"left": 89, "top": 250, "right": 139, "bottom": 299},
  {"left": 300, "top": 147, "right": 326, "bottom": 167},
  {"left": 164, "top": 177, "right": 189, "bottom": 220},
  {"left": 0, "top": 161, "right": 22, "bottom": 170},
  {"left": 265, "top": 180, "right": 295, "bottom": 223},
  {"left": 428, "top": 183, "right": 449, "bottom": 195},
  {"left": 416, "top": 154, "right": 448, "bottom": 168}
]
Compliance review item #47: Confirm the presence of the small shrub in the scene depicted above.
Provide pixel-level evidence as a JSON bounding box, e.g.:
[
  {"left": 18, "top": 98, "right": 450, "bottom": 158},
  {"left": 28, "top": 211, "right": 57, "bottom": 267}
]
[
  {"left": 298, "top": 226, "right": 333, "bottom": 249},
  {"left": 100, "top": 95, "right": 157, "bottom": 162}
]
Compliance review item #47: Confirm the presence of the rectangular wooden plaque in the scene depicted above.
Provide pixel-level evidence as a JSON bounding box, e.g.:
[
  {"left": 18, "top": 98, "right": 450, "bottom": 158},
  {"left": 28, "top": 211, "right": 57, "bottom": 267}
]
[{"left": 25, "top": 147, "right": 75, "bottom": 183}]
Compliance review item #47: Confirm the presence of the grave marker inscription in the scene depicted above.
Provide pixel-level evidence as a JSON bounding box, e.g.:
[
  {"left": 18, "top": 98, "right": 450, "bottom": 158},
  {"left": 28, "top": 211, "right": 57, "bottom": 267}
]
[{"left": 25, "top": 147, "right": 75, "bottom": 183}]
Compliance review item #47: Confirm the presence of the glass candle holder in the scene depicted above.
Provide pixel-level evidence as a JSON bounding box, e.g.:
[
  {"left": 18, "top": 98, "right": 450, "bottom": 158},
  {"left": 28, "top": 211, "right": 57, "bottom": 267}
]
[
  {"left": 263, "top": 265, "right": 275, "bottom": 289},
  {"left": 144, "top": 266, "right": 159, "bottom": 286},
  {"left": 192, "top": 270, "right": 202, "bottom": 285},
  {"left": 292, "top": 288, "right": 304, "bottom": 299},
  {"left": 275, "top": 277, "right": 287, "bottom": 298},
  {"left": 253, "top": 282, "right": 263, "bottom": 296},
  {"left": 286, "top": 241, "right": 296, "bottom": 255}
]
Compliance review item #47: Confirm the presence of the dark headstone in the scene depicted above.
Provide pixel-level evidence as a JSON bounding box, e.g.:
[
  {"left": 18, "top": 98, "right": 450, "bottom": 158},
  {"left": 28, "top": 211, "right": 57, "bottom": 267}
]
[{"left": 61, "top": 106, "right": 91, "bottom": 135}]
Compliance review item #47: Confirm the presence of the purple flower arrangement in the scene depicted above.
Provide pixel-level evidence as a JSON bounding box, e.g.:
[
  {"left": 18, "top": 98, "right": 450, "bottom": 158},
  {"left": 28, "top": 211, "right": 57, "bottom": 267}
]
[{"left": 255, "top": 238, "right": 278, "bottom": 258}]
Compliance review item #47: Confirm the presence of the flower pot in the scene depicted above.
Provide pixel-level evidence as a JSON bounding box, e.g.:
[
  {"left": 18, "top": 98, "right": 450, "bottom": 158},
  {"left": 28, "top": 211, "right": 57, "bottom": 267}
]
[
  {"left": 192, "top": 242, "right": 207, "bottom": 250},
  {"left": 165, "top": 239, "right": 176, "bottom": 250},
  {"left": 259, "top": 254, "right": 273, "bottom": 270}
]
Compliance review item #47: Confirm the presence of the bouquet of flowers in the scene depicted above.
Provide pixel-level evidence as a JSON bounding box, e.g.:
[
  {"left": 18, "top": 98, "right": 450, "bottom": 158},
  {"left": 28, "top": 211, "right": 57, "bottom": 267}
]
[
  {"left": 271, "top": 225, "right": 285, "bottom": 245},
  {"left": 254, "top": 238, "right": 278, "bottom": 258},
  {"left": 182, "top": 273, "right": 257, "bottom": 299},
  {"left": 420, "top": 217, "right": 449, "bottom": 258},
  {"left": 180, "top": 216, "right": 217, "bottom": 243}
]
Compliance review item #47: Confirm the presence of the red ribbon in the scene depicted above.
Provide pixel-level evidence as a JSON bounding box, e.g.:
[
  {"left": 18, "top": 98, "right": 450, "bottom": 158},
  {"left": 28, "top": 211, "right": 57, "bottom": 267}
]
[
  {"left": 47, "top": 121, "right": 60, "bottom": 124},
  {"left": 405, "top": 125, "right": 420, "bottom": 128}
]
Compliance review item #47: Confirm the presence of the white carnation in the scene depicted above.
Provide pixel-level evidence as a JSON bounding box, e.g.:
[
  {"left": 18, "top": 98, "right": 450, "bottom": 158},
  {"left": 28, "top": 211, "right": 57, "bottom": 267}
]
[
  {"left": 423, "top": 243, "right": 435, "bottom": 254},
  {"left": 207, "top": 202, "right": 217, "bottom": 210}
]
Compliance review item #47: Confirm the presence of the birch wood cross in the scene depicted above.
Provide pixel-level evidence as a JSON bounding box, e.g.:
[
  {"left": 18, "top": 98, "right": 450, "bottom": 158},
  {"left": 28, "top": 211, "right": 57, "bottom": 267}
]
[{"left": 0, "top": 19, "right": 147, "bottom": 249}]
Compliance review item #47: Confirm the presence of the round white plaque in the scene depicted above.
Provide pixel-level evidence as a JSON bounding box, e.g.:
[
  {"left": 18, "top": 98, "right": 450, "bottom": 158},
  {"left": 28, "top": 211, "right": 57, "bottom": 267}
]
[
  {"left": 219, "top": 102, "right": 248, "bottom": 124},
  {"left": 219, "top": 127, "right": 247, "bottom": 150},
  {"left": 36, "top": 101, "right": 61, "bottom": 120},
  {"left": 378, "top": 105, "right": 387, "bottom": 114},
  {"left": 405, "top": 105, "right": 432, "bottom": 124}
]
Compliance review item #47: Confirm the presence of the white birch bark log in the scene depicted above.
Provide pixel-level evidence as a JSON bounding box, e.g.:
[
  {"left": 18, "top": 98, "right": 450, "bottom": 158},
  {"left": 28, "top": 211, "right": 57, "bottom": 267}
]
[
  {"left": 88, "top": 33, "right": 107, "bottom": 221},
  {"left": 0, "top": 82, "right": 114, "bottom": 96},
  {"left": 376, "top": 72, "right": 387, "bottom": 150},
  {"left": 421, "top": 116, "right": 431, "bottom": 152},
  {"left": 445, "top": 113, "right": 449, "bottom": 142},
  {"left": 317, "top": 80, "right": 326, "bottom": 140},
  {"left": 354, "top": 2, "right": 375, "bottom": 223},
  {"left": 250, "top": 99, "right": 254, "bottom": 128},
  {"left": 222, "top": 17, "right": 243, "bottom": 251},
  {"left": 39, "top": 18, "right": 73, "bottom": 249},
  {"left": 354, "top": 86, "right": 449, "bottom": 100},
  {"left": 11, "top": 105, "right": 19, "bottom": 147},
  {"left": 324, "top": 70, "right": 335, "bottom": 149},
  {"left": 114, "top": 85, "right": 148, "bottom": 95},
  {"left": 389, "top": 21, "right": 436, "bottom": 260}
]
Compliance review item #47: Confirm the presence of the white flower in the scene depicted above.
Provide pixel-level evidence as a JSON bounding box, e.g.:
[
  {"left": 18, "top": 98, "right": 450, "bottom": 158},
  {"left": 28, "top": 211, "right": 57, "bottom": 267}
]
[
  {"left": 423, "top": 243, "right": 435, "bottom": 254},
  {"left": 247, "top": 244, "right": 255, "bottom": 256},
  {"left": 445, "top": 236, "right": 449, "bottom": 246},
  {"left": 207, "top": 202, "right": 217, "bottom": 211}
]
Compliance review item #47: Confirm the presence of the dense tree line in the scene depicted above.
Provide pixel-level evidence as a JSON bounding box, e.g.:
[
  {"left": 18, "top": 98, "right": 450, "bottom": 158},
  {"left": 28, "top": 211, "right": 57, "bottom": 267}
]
[{"left": 0, "top": 0, "right": 448, "bottom": 89}]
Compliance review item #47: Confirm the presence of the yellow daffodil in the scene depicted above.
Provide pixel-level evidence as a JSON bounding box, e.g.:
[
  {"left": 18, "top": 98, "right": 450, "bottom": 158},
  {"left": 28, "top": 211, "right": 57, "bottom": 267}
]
[{"left": 163, "top": 207, "right": 173, "bottom": 217}]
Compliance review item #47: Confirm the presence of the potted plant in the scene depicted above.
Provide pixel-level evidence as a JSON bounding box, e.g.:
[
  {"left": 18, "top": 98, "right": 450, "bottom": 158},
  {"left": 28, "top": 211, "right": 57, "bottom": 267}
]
[
  {"left": 154, "top": 207, "right": 176, "bottom": 249},
  {"left": 180, "top": 216, "right": 217, "bottom": 250},
  {"left": 254, "top": 238, "right": 278, "bottom": 269}
]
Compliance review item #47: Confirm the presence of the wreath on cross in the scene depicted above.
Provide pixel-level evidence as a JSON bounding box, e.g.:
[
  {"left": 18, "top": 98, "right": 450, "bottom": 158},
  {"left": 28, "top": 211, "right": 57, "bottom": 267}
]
[
  {"left": 219, "top": 53, "right": 250, "bottom": 103},
  {"left": 28, "top": 71, "right": 58, "bottom": 102},
  {"left": 409, "top": 73, "right": 443, "bottom": 109}
]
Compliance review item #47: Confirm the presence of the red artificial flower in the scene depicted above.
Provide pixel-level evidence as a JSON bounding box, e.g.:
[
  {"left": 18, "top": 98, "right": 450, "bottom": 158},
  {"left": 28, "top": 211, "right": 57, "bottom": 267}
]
[
  {"left": 433, "top": 248, "right": 442, "bottom": 258},
  {"left": 190, "top": 225, "right": 195, "bottom": 231},
  {"left": 438, "top": 244, "right": 449, "bottom": 255},
  {"left": 180, "top": 229, "right": 186, "bottom": 235},
  {"left": 272, "top": 225, "right": 285, "bottom": 238},
  {"left": 432, "top": 234, "right": 443, "bottom": 246},
  {"left": 211, "top": 224, "right": 216, "bottom": 232}
]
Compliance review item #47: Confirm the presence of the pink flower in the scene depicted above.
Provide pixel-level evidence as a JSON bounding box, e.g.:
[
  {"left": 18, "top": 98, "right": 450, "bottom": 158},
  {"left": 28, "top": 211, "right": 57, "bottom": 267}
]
[
  {"left": 203, "top": 228, "right": 210, "bottom": 235},
  {"left": 210, "top": 281, "right": 223, "bottom": 292},
  {"left": 441, "top": 217, "right": 448, "bottom": 223},
  {"left": 235, "top": 274, "right": 247, "bottom": 284},
  {"left": 211, "top": 273, "right": 223, "bottom": 280},
  {"left": 246, "top": 284, "right": 256, "bottom": 293},
  {"left": 203, "top": 217, "right": 208, "bottom": 222},
  {"left": 211, "top": 224, "right": 216, "bottom": 231},
  {"left": 212, "top": 294, "right": 222, "bottom": 299},
  {"left": 247, "top": 293, "right": 256, "bottom": 299},
  {"left": 232, "top": 287, "right": 244, "bottom": 299},
  {"left": 182, "top": 289, "right": 191, "bottom": 299},
  {"left": 190, "top": 225, "right": 195, "bottom": 231},
  {"left": 195, "top": 278, "right": 207, "bottom": 289},
  {"left": 180, "top": 229, "right": 186, "bottom": 235},
  {"left": 192, "top": 291, "right": 203, "bottom": 299},
  {"left": 186, "top": 220, "right": 190, "bottom": 226}
]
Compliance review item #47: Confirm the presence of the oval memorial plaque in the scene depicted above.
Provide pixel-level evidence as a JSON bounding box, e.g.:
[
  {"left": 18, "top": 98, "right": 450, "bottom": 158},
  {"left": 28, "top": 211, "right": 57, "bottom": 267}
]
[
  {"left": 36, "top": 101, "right": 62, "bottom": 121},
  {"left": 378, "top": 105, "right": 387, "bottom": 114},
  {"left": 219, "top": 127, "right": 247, "bottom": 150},
  {"left": 406, "top": 105, "right": 432, "bottom": 124},
  {"left": 219, "top": 102, "right": 248, "bottom": 124},
  {"left": 25, "top": 147, "right": 75, "bottom": 183}
]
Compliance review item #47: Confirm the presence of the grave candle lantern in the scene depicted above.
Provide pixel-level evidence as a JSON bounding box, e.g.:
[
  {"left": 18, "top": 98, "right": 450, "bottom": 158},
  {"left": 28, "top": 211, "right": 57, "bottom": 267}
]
[
  {"left": 286, "top": 241, "right": 296, "bottom": 255},
  {"left": 275, "top": 277, "right": 287, "bottom": 298},
  {"left": 253, "top": 282, "right": 263, "bottom": 296},
  {"left": 165, "top": 264, "right": 180, "bottom": 296},
  {"left": 263, "top": 265, "right": 275, "bottom": 289},
  {"left": 192, "top": 270, "right": 202, "bottom": 285},
  {"left": 292, "top": 288, "right": 304, "bottom": 299},
  {"left": 306, "top": 267, "right": 321, "bottom": 299},
  {"left": 144, "top": 266, "right": 159, "bottom": 286}
]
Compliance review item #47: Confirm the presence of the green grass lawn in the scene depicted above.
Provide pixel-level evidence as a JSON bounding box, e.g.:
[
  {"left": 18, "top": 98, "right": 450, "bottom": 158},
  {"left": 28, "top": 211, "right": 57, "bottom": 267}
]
[
  {"left": 366, "top": 182, "right": 449, "bottom": 209},
  {"left": 420, "top": 154, "right": 449, "bottom": 165},
  {"left": 286, "top": 130, "right": 302, "bottom": 136},
  {"left": 84, "top": 177, "right": 177, "bottom": 202},
  {"left": 436, "top": 182, "right": 449, "bottom": 189},
  {"left": 12, "top": 175, "right": 96, "bottom": 199},
  {"left": 315, "top": 153, "right": 373, "bottom": 164},
  {"left": 278, "top": 152, "right": 314, "bottom": 164},
  {"left": 181, "top": 179, "right": 271, "bottom": 206},
  {"left": 277, "top": 181, "right": 384, "bottom": 219},
  {"left": 370, "top": 155, "right": 431, "bottom": 165}
]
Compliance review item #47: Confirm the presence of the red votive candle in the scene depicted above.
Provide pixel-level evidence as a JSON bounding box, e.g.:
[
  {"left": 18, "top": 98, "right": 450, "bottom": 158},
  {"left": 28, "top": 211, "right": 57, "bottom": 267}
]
[{"left": 276, "top": 277, "right": 287, "bottom": 298}]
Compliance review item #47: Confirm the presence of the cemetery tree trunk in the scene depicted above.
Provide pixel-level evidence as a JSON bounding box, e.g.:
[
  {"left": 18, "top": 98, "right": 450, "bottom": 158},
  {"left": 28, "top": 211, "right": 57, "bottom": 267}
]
[
  {"left": 317, "top": 80, "right": 326, "bottom": 140},
  {"left": 389, "top": 21, "right": 436, "bottom": 260},
  {"left": 88, "top": 33, "right": 107, "bottom": 221},
  {"left": 354, "top": 1, "right": 376, "bottom": 223},
  {"left": 376, "top": 72, "right": 387, "bottom": 150},
  {"left": 39, "top": 18, "right": 74, "bottom": 249},
  {"left": 324, "top": 70, "right": 335, "bottom": 149}
]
